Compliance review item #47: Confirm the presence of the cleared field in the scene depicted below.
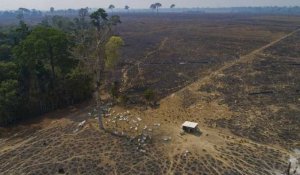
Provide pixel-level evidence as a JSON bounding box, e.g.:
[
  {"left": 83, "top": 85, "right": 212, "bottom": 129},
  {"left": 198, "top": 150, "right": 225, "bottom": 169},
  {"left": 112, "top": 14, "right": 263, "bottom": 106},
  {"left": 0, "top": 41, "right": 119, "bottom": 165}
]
[
  {"left": 202, "top": 31, "right": 300, "bottom": 147},
  {"left": 117, "top": 14, "right": 300, "bottom": 102},
  {"left": 0, "top": 14, "right": 300, "bottom": 175}
]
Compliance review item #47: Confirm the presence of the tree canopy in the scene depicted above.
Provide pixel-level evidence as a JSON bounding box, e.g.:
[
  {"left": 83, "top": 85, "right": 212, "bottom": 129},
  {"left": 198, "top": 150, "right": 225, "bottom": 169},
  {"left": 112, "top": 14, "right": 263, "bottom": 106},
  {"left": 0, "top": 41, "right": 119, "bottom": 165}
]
[
  {"left": 90, "top": 8, "right": 108, "bottom": 31},
  {"left": 0, "top": 8, "right": 122, "bottom": 126},
  {"left": 105, "top": 36, "right": 124, "bottom": 69},
  {"left": 150, "top": 3, "right": 162, "bottom": 13}
]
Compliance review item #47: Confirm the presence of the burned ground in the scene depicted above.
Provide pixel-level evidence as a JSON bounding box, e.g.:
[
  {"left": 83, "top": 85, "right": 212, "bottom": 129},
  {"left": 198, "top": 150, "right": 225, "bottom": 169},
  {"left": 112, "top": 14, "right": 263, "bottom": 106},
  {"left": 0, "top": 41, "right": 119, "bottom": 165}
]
[
  {"left": 200, "top": 30, "right": 300, "bottom": 148},
  {"left": 117, "top": 13, "right": 300, "bottom": 102},
  {"left": 1, "top": 13, "right": 300, "bottom": 175}
]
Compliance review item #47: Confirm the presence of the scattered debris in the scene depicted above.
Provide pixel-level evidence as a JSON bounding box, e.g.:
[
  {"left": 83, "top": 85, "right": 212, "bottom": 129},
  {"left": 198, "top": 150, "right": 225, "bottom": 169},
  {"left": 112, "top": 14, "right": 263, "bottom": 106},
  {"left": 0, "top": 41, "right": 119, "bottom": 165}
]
[
  {"left": 78, "top": 120, "right": 86, "bottom": 127},
  {"left": 154, "top": 123, "right": 161, "bottom": 127},
  {"left": 163, "top": 136, "right": 172, "bottom": 141},
  {"left": 184, "top": 150, "right": 190, "bottom": 156},
  {"left": 73, "top": 128, "right": 79, "bottom": 133}
]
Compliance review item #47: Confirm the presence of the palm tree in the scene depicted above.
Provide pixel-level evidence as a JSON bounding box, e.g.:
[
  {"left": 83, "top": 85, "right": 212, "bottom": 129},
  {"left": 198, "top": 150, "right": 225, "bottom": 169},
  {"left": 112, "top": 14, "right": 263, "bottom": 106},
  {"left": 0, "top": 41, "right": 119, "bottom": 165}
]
[{"left": 108, "top": 4, "right": 115, "bottom": 14}]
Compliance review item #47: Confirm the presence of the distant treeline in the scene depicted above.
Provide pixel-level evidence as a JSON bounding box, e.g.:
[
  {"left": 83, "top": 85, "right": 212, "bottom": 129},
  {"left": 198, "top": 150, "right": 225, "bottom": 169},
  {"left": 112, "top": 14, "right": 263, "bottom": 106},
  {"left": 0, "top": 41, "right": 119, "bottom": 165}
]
[
  {"left": 200, "top": 7, "right": 300, "bottom": 14},
  {"left": 1, "top": 6, "right": 300, "bottom": 18},
  {"left": 0, "top": 8, "right": 124, "bottom": 126}
]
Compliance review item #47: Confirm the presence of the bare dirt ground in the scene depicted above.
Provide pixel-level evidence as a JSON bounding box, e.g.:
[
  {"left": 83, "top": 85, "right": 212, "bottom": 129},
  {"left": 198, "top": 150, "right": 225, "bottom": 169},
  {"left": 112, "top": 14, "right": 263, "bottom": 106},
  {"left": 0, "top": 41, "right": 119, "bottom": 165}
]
[{"left": 0, "top": 14, "right": 300, "bottom": 175}]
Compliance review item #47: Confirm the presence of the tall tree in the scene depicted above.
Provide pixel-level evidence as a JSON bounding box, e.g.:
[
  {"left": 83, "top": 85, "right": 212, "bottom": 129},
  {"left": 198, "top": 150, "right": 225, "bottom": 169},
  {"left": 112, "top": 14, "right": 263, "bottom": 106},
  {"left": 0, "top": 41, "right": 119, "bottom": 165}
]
[
  {"left": 150, "top": 4, "right": 156, "bottom": 12},
  {"left": 74, "top": 7, "right": 89, "bottom": 30},
  {"left": 155, "top": 3, "right": 162, "bottom": 13},
  {"left": 125, "top": 5, "right": 130, "bottom": 13},
  {"left": 105, "top": 36, "right": 124, "bottom": 69},
  {"left": 108, "top": 4, "right": 115, "bottom": 14},
  {"left": 14, "top": 20, "right": 30, "bottom": 45},
  {"left": 18, "top": 8, "right": 30, "bottom": 17},
  {"left": 90, "top": 8, "right": 108, "bottom": 31},
  {"left": 105, "top": 36, "right": 124, "bottom": 98},
  {"left": 0, "top": 62, "right": 19, "bottom": 125},
  {"left": 50, "top": 7, "right": 55, "bottom": 15},
  {"left": 79, "top": 7, "right": 89, "bottom": 20},
  {"left": 89, "top": 8, "right": 120, "bottom": 87},
  {"left": 13, "top": 27, "right": 75, "bottom": 100},
  {"left": 150, "top": 3, "right": 162, "bottom": 13},
  {"left": 12, "top": 26, "right": 92, "bottom": 118}
]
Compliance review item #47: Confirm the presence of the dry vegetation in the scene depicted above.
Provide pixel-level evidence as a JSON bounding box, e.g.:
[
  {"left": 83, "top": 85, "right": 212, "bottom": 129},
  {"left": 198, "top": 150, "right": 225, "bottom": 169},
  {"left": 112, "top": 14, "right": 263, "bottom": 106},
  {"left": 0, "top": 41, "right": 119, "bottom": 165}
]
[{"left": 1, "top": 13, "right": 300, "bottom": 174}]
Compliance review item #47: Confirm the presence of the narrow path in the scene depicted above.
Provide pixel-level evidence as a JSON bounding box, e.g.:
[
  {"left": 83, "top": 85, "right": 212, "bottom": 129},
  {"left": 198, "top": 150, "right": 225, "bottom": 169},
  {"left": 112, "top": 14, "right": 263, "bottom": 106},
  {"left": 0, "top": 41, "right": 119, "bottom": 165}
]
[{"left": 180, "top": 28, "right": 300, "bottom": 93}]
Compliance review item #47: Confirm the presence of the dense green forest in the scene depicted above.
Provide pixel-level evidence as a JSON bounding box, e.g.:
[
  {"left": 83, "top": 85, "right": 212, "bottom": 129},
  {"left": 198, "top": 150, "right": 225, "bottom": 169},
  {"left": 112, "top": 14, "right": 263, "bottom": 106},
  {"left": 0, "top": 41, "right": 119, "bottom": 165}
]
[{"left": 0, "top": 8, "right": 123, "bottom": 126}]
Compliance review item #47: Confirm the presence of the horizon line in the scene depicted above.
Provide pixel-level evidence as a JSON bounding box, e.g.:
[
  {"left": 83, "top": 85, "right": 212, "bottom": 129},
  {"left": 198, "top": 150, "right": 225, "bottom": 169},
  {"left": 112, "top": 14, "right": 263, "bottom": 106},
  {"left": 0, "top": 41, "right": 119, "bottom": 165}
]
[{"left": 1, "top": 5, "right": 300, "bottom": 11}]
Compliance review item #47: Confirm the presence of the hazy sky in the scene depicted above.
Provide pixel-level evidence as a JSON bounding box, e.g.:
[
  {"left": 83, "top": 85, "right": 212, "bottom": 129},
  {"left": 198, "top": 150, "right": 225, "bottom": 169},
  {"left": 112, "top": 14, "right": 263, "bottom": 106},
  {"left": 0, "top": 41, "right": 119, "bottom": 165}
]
[{"left": 1, "top": 0, "right": 300, "bottom": 10}]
